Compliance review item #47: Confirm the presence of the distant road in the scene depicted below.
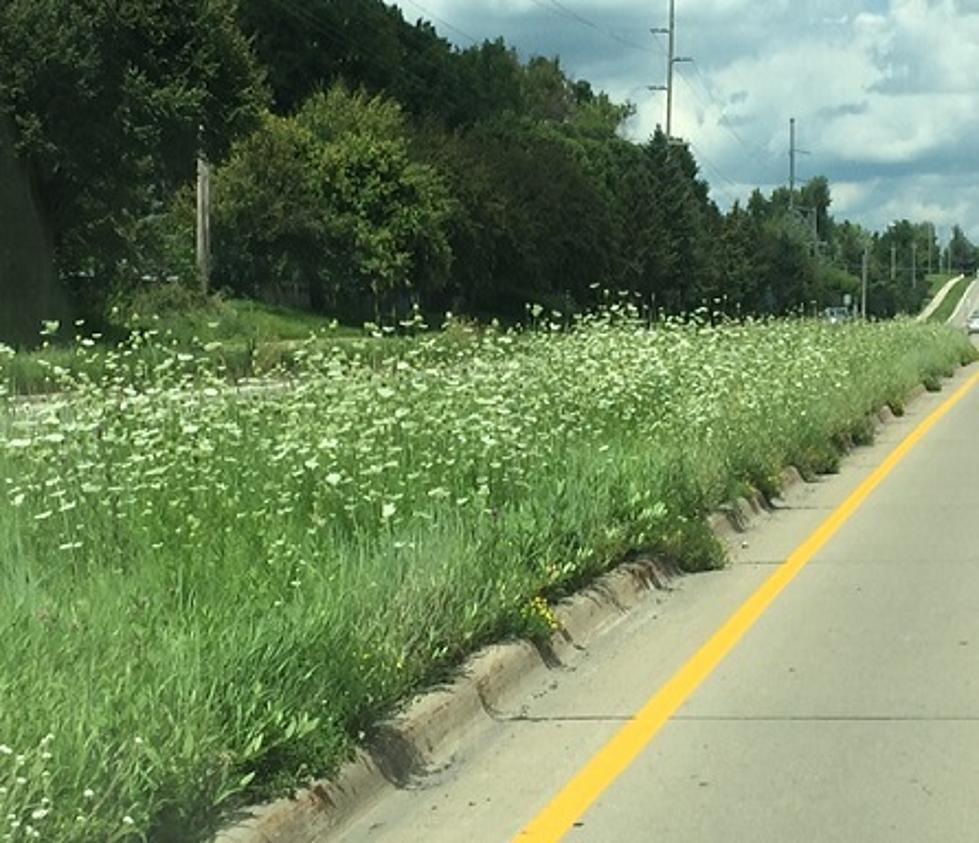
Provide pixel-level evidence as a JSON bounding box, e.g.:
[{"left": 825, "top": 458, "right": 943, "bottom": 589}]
[{"left": 947, "top": 274, "right": 979, "bottom": 328}]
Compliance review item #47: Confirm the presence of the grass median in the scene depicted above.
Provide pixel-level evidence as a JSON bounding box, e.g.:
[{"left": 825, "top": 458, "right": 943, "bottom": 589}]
[
  {"left": 926, "top": 272, "right": 956, "bottom": 298},
  {"left": 0, "top": 314, "right": 975, "bottom": 842},
  {"left": 928, "top": 275, "right": 972, "bottom": 324}
]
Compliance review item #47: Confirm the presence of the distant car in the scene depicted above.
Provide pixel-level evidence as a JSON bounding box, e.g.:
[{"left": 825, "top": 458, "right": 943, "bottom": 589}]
[
  {"left": 968, "top": 311, "right": 979, "bottom": 334},
  {"left": 822, "top": 307, "right": 853, "bottom": 325}
]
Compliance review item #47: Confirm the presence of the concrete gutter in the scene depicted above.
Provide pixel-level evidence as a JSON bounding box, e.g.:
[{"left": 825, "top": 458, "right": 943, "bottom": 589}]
[
  {"left": 917, "top": 274, "right": 964, "bottom": 322},
  {"left": 211, "top": 388, "right": 932, "bottom": 843}
]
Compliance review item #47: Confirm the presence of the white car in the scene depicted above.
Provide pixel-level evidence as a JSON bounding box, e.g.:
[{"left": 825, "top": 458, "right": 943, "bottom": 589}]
[{"left": 968, "top": 311, "right": 979, "bottom": 334}]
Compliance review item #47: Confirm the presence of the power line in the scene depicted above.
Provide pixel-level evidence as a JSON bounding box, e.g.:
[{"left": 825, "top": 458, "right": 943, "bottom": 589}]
[
  {"left": 264, "top": 0, "right": 487, "bottom": 119},
  {"left": 526, "top": 0, "right": 656, "bottom": 54},
  {"left": 399, "top": 0, "right": 480, "bottom": 45},
  {"left": 688, "top": 141, "right": 741, "bottom": 207},
  {"left": 687, "top": 62, "right": 780, "bottom": 169},
  {"left": 652, "top": 18, "right": 780, "bottom": 191},
  {"left": 674, "top": 64, "right": 778, "bottom": 182},
  {"left": 265, "top": 0, "right": 742, "bottom": 213},
  {"left": 647, "top": 28, "right": 668, "bottom": 60},
  {"left": 668, "top": 66, "right": 784, "bottom": 208}
]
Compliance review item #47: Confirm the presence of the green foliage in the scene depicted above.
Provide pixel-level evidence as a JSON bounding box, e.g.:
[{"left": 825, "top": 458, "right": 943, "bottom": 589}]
[
  {"left": 0, "top": 316, "right": 972, "bottom": 840},
  {"left": 927, "top": 273, "right": 955, "bottom": 296},
  {"left": 947, "top": 225, "right": 978, "bottom": 274},
  {"left": 928, "top": 276, "right": 971, "bottom": 323},
  {"left": 0, "top": 115, "right": 66, "bottom": 348},
  {"left": 0, "top": 0, "right": 266, "bottom": 281},
  {"left": 3, "top": 0, "right": 974, "bottom": 342},
  {"left": 213, "top": 86, "right": 453, "bottom": 321},
  {"left": 118, "top": 187, "right": 198, "bottom": 290}
]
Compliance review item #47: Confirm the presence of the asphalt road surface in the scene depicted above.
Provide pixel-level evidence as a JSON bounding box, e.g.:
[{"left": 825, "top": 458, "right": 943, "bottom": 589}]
[
  {"left": 333, "top": 348, "right": 979, "bottom": 842},
  {"left": 948, "top": 276, "right": 979, "bottom": 329}
]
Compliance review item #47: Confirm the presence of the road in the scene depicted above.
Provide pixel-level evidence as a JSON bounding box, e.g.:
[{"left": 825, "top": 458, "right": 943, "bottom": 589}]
[
  {"left": 947, "top": 274, "right": 979, "bottom": 329},
  {"left": 333, "top": 353, "right": 979, "bottom": 842}
]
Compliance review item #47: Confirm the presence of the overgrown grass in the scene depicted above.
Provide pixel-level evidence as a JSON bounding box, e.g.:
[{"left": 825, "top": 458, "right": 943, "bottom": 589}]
[
  {"left": 127, "top": 297, "right": 361, "bottom": 347},
  {"left": 0, "top": 314, "right": 975, "bottom": 842},
  {"left": 926, "top": 272, "right": 956, "bottom": 297},
  {"left": 0, "top": 296, "right": 394, "bottom": 396},
  {"left": 928, "top": 275, "right": 972, "bottom": 323}
]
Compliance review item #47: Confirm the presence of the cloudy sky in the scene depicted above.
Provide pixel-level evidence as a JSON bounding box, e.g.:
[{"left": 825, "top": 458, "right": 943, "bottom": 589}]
[{"left": 395, "top": 0, "right": 979, "bottom": 244}]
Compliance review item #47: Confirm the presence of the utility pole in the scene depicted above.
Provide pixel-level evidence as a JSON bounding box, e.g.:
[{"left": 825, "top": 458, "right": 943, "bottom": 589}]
[
  {"left": 861, "top": 247, "right": 869, "bottom": 320},
  {"left": 788, "top": 118, "right": 810, "bottom": 211},
  {"left": 196, "top": 152, "right": 211, "bottom": 295},
  {"left": 928, "top": 222, "right": 934, "bottom": 274},
  {"left": 911, "top": 242, "right": 917, "bottom": 290},
  {"left": 666, "top": 0, "right": 676, "bottom": 139},
  {"left": 650, "top": 0, "right": 692, "bottom": 142},
  {"left": 890, "top": 244, "right": 897, "bottom": 282},
  {"left": 789, "top": 118, "right": 796, "bottom": 208}
]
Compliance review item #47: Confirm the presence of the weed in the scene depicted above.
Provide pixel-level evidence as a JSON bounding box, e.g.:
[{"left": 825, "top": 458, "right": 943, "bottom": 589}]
[{"left": 0, "top": 313, "right": 973, "bottom": 841}]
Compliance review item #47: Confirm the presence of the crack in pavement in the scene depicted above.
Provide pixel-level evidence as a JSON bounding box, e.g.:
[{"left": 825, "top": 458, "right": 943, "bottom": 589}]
[
  {"left": 494, "top": 714, "right": 632, "bottom": 723},
  {"left": 671, "top": 715, "right": 979, "bottom": 722},
  {"left": 492, "top": 714, "right": 979, "bottom": 724}
]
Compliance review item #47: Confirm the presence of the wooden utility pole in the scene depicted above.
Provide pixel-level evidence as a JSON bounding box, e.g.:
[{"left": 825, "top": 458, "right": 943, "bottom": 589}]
[
  {"left": 666, "top": 0, "right": 676, "bottom": 139},
  {"left": 861, "top": 247, "right": 869, "bottom": 320},
  {"left": 196, "top": 153, "right": 211, "bottom": 295},
  {"left": 911, "top": 242, "right": 917, "bottom": 290},
  {"left": 789, "top": 118, "right": 796, "bottom": 208},
  {"left": 890, "top": 244, "right": 897, "bottom": 282}
]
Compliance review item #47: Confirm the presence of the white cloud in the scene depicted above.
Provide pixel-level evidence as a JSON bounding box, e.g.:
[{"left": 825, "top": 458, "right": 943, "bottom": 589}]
[{"left": 397, "top": 0, "right": 979, "bottom": 240}]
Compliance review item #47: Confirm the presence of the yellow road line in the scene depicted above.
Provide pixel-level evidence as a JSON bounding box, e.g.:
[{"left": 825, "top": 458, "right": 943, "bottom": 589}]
[{"left": 515, "top": 370, "right": 979, "bottom": 842}]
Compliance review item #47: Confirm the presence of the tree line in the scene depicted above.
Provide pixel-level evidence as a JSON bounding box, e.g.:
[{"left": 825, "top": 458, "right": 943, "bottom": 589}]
[{"left": 1, "top": 0, "right": 977, "bottom": 343}]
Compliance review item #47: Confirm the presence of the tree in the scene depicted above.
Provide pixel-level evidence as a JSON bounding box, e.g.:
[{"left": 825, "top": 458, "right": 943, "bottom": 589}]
[
  {"left": 948, "top": 225, "right": 978, "bottom": 274},
  {"left": 214, "top": 86, "right": 454, "bottom": 321},
  {"left": 239, "top": 0, "right": 409, "bottom": 114},
  {"left": 448, "top": 39, "right": 525, "bottom": 127},
  {"left": 0, "top": 114, "right": 63, "bottom": 346},
  {"left": 800, "top": 176, "right": 832, "bottom": 242},
  {"left": 719, "top": 203, "right": 760, "bottom": 315},
  {"left": 522, "top": 56, "right": 575, "bottom": 123},
  {"left": 0, "top": 0, "right": 265, "bottom": 303},
  {"left": 755, "top": 217, "right": 817, "bottom": 314}
]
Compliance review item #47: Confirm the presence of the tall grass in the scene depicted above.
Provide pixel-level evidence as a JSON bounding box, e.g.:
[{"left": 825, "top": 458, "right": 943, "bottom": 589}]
[
  {"left": 928, "top": 275, "right": 972, "bottom": 323},
  {"left": 926, "top": 272, "right": 956, "bottom": 298},
  {"left": 0, "top": 295, "right": 367, "bottom": 396},
  {"left": 0, "top": 312, "right": 974, "bottom": 842}
]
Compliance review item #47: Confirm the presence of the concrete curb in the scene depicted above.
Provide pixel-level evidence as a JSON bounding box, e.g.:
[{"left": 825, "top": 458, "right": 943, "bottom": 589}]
[
  {"left": 211, "top": 387, "right": 940, "bottom": 843},
  {"left": 213, "top": 557, "right": 686, "bottom": 843}
]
